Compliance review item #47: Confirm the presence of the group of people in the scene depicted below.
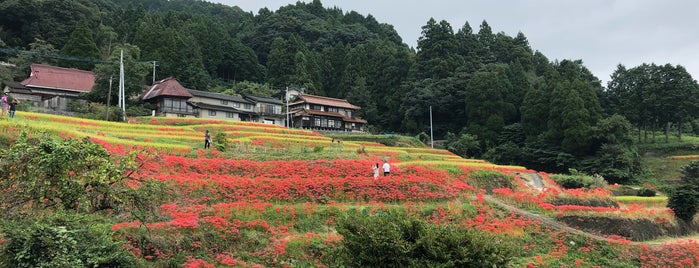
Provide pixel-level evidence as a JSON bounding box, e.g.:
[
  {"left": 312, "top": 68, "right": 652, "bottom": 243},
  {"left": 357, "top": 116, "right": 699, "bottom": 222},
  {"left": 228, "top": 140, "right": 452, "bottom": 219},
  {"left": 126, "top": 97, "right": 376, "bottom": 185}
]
[
  {"left": 372, "top": 160, "right": 391, "bottom": 181},
  {"left": 0, "top": 93, "right": 19, "bottom": 118},
  {"left": 203, "top": 130, "right": 392, "bottom": 181}
]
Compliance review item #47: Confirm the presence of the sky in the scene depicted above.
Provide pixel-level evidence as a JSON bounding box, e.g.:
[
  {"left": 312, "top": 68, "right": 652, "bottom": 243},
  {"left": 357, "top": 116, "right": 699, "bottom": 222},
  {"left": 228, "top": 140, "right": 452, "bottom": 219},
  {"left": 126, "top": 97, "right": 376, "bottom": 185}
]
[{"left": 212, "top": 0, "right": 699, "bottom": 85}]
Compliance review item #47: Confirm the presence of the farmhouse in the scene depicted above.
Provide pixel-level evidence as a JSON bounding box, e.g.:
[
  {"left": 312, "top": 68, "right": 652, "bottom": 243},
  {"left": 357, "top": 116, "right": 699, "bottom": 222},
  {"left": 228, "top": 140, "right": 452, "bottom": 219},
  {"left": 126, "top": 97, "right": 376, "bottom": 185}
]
[
  {"left": 140, "top": 77, "right": 196, "bottom": 117},
  {"left": 140, "top": 77, "right": 285, "bottom": 126},
  {"left": 188, "top": 89, "right": 256, "bottom": 121},
  {"left": 243, "top": 94, "right": 285, "bottom": 126},
  {"left": 5, "top": 64, "right": 95, "bottom": 114},
  {"left": 287, "top": 90, "right": 366, "bottom": 132}
]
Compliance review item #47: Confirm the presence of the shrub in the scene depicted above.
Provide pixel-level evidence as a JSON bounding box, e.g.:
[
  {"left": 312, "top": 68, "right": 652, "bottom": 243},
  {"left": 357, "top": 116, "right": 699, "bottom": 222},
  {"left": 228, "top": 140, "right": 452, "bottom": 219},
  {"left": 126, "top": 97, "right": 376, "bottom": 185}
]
[
  {"left": 213, "top": 132, "right": 227, "bottom": 151},
  {"left": 668, "top": 188, "right": 698, "bottom": 222},
  {"left": 550, "top": 171, "right": 608, "bottom": 189},
  {"left": 468, "top": 170, "right": 513, "bottom": 192},
  {"left": 551, "top": 197, "right": 619, "bottom": 208},
  {"left": 637, "top": 188, "right": 657, "bottom": 197},
  {"left": 667, "top": 161, "right": 699, "bottom": 222},
  {"left": 332, "top": 208, "right": 513, "bottom": 267},
  {"left": 0, "top": 132, "right": 140, "bottom": 215},
  {"left": 554, "top": 176, "right": 585, "bottom": 189},
  {"left": 0, "top": 212, "right": 136, "bottom": 267},
  {"left": 313, "top": 146, "right": 324, "bottom": 153}
]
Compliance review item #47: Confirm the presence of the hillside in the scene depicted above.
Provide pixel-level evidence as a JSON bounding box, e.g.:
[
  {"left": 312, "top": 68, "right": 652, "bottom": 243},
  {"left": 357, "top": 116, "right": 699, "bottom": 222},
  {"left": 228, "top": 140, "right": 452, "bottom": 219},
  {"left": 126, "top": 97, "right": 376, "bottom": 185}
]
[
  {"left": 5, "top": 0, "right": 697, "bottom": 185},
  {"left": 0, "top": 111, "right": 697, "bottom": 267}
]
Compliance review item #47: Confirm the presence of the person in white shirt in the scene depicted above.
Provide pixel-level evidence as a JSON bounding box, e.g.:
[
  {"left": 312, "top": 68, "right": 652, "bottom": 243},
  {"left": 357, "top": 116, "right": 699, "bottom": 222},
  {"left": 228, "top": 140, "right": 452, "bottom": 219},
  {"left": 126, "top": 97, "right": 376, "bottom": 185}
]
[{"left": 382, "top": 160, "right": 390, "bottom": 176}]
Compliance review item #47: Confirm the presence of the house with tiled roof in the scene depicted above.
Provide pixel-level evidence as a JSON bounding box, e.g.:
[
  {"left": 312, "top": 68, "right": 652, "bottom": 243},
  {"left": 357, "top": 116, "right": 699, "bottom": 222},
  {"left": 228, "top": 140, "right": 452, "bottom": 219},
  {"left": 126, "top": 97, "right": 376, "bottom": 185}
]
[
  {"left": 18, "top": 64, "right": 95, "bottom": 113},
  {"left": 140, "top": 78, "right": 286, "bottom": 125},
  {"left": 287, "top": 90, "right": 367, "bottom": 132},
  {"left": 243, "top": 94, "right": 285, "bottom": 126},
  {"left": 140, "top": 77, "right": 195, "bottom": 117},
  {"left": 2, "top": 80, "right": 40, "bottom": 105},
  {"left": 188, "top": 89, "right": 256, "bottom": 121}
]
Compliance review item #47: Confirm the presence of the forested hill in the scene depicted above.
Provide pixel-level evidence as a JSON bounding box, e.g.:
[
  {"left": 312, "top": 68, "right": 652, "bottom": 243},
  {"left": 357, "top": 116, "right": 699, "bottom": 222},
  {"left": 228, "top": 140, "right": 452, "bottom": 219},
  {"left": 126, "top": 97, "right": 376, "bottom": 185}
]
[{"left": 1, "top": 0, "right": 699, "bottom": 183}]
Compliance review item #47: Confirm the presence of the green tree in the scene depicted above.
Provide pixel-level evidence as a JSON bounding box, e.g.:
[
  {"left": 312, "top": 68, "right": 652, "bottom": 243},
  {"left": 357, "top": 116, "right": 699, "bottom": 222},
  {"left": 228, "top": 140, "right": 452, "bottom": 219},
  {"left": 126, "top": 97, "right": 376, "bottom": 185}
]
[
  {"left": 8, "top": 38, "right": 59, "bottom": 80},
  {"left": 413, "top": 18, "right": 462, "bottom": 80},
  {"left": 0, "top": 132, "right": 136, "bottom": 214},
  {"left": 87, "top": 43, "right": 149, "bottom": 106},
  {"left": 444, "top": 132, "right": 481, "bottom": 158},
  {"left": 668, "top": 161, "right": 699, "bottom": 222},
  {"left": 464, "top": 66, "right": 515, "bottom": 149}
]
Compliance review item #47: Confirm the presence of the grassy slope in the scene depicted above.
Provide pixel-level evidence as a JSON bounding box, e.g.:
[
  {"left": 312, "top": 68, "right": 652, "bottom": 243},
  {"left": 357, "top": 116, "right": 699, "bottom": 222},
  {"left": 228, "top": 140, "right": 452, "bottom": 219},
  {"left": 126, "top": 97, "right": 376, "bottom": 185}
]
[{"left": 1, "top": 112, "right": 697, "bottom": 267}]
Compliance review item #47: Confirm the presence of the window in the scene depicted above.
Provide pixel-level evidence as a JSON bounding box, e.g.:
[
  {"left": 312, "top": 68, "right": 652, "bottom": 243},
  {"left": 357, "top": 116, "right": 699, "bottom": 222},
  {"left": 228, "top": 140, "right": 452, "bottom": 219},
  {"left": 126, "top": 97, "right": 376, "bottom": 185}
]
[
  {"left": 208, "top": 110, "right": 217, "bottom": 116},
  {"left": 226, "top": 112, "right": 234, "bottom": 118},
  {"left": 244, "top": 103, "right": 252, "bottom": 110},
  {"left": 265, "top": 104, "right": 280, "bottom": 114},
  {"left": 162, "top": 98, "right": 192, "bottom": 113},
  {"left": 327, "top": 107, "right": 338, "bottom": 113},
  {"left": 328, "top": 119, "right": 336, "bottom": 128},
  {"left": 315, "top": 118, "right": 321, "bottom": 126},
  {"left": 311, "top": 104, "right": 323, "bottom": 111},
  {"left": 233, "top": 102, "right": 241, "bottom": 108},
  {"left": 221, "top": 100, "right": 228, "bottom": 105}
]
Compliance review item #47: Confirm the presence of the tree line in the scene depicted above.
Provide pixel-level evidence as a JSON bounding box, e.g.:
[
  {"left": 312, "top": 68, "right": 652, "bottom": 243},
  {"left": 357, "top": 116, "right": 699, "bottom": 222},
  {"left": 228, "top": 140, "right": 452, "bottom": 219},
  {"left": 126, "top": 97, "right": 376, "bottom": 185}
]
[{"left": 1, "top": 0, "right": 698, "bottom": 183}]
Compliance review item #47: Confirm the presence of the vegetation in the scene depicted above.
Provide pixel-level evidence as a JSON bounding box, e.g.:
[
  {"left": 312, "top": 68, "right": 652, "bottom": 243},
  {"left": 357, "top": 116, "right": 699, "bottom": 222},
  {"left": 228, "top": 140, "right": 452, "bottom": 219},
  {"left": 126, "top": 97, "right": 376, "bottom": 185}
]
[
  {"left": 333, "top": 208, "right": 513, "bottom": 267},
  {"left": 667, "top": 161, "right": 699, "bottom": 222},
  {"left": 0, "top": 112, "right": 694, "bottom": 267},
  {"left": 3, "top": 0, "right": 696, "bottom": 182}
]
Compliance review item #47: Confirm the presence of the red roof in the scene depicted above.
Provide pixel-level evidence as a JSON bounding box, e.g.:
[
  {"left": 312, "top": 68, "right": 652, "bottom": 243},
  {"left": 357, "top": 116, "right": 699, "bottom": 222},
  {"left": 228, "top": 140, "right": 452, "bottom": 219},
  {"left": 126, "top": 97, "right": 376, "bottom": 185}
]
[
  {"left": 20, "top": 64, "right": 94, "bottom": 92},
  {"left": 292, "top": 93, "right": 361, "bottom": 110},
  {"left": 140, "top": 77, "right": 193, "bottom": 100}
]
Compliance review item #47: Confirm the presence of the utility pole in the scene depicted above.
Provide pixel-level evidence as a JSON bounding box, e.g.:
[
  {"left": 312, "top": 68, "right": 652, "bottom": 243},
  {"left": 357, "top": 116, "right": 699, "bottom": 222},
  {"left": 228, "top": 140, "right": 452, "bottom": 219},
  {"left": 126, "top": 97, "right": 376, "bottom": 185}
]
[
  {"left": 119, "top": 50, "right": 126, "bottom": 122},
  {"left": 430, "top": 105, "right": 434, "bottom": 148},
  {"left": 285, "top": 86, "right": 290, "bottom": 128},
  {"left": 106, "top": 76, "right": 112, "bottom": 121},
  {"left": 152, "top": 60, "right": 158, "bottom": 84}
]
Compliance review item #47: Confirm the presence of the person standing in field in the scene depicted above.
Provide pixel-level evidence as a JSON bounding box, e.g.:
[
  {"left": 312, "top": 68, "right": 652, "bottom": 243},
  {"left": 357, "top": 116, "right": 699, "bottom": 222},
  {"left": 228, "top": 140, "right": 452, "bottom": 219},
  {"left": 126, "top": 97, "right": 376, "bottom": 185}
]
[
  {"left": 382, "top": 159, "right": 391, "bottom": 176},
  {"left": 0, "top": 93, "right": 7, "bottom": 116},
  {"left": 204, "top": 130, "right": 211, "bottom": 149},
  {"left": 8, "top": 98, "right": 18, "bottom": 118},
  {"left": 373, "top": 163, "right": 379, "bottom": 181}
]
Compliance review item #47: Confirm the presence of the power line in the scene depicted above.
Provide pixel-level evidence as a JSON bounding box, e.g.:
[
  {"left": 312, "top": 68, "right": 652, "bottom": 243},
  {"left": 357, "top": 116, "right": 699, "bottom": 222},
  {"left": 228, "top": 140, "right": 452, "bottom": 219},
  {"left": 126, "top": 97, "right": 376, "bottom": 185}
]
[{"left": 0, "top": 47, "right": 156, "bottom": 65}]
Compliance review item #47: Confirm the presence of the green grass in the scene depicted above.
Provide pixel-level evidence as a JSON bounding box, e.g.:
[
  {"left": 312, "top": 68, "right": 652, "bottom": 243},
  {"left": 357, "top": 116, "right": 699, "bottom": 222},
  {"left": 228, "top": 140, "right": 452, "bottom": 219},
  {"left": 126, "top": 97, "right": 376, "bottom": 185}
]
[{"left": 614, "top": 196, "right": 668, "bottom": 206}]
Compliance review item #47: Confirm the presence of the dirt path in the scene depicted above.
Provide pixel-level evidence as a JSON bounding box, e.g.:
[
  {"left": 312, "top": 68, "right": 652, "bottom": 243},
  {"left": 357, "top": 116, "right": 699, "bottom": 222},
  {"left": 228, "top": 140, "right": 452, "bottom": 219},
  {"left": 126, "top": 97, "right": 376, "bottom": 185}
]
[
  {"left": 483, "top": 195, "right": 617, "bottom": 242},
  {"left": 517, "top": 172, "right": 545, "bottom": 191},
  {"left": 490, "top": 172, "right": 696, "bottom": 246}
]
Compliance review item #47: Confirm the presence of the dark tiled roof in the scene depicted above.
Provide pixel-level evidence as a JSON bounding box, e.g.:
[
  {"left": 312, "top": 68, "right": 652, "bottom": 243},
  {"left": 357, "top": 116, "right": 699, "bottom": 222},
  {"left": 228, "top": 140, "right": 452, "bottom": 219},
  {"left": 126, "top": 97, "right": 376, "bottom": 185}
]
[
  {"left": 2, "top": 80, "right": 25, "bottom": 89},
  {"left": 293, "top": 108, "right": 345, "bottom": 118},
  {"left": 243, "top": 94, "right": 283, "bottom": 105},
  {"left": 140, "top": 77, "right": 193, "bottom": 100},
  {"left": 20, "top": 64, "right": 94, "bottom": 92},
  {"left": 294, "top": 93, "right": 360, "bottom": 110},
  {"left": 191, "top": 102, "right": 254, "bottom": 114},
  {"left": 291, "top": 108, "right": 367, "bottom": 123},
  {"left": 188, "top": 89, "right": 252, "bottom": 103},
  {"left": 3, "top": 80, "right": 33, "bottom": 94}
]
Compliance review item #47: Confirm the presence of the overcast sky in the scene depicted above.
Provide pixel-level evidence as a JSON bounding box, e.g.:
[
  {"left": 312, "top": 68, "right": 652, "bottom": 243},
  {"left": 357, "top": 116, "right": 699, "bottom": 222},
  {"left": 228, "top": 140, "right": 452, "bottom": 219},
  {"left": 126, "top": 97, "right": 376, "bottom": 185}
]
[{"left": 212, "top": 0, "right": 699, "bottom": 85}]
